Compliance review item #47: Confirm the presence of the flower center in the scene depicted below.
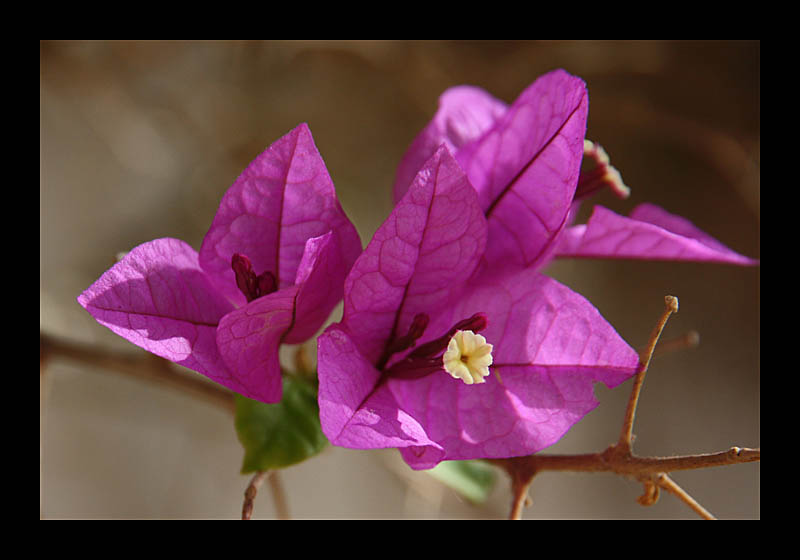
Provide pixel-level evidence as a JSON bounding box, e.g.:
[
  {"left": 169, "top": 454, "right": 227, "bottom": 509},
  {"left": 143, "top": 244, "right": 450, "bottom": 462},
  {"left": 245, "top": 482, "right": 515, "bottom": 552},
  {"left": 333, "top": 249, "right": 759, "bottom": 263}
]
[
  {"left": 442, "top": 330, "right": 493, "bottom": 385},
  {"left": 231, "top": 253, "right": 277, "bottom": 303},
  {"left": 381, "top": 312, "right": 492, "bottom": 384}
]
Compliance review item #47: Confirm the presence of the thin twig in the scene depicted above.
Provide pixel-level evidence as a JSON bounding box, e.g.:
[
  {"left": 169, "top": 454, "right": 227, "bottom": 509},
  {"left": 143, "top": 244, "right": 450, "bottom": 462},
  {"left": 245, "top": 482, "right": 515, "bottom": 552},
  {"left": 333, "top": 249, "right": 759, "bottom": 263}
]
[
  {"left": 618, "top": 295, "right": 679, "bottom": 452},
  {"left": 490, "top": 446, "right": 758, "bottom": 519},
  {"left": 241, "top": 470, "right": 291, "bottom": 520},
  {"left": 268, "top": 471, "right": 290, "bottom": 520},
  {"left": 656, "top": 473, "right": 716, "bottom": 520},
  {"left": 491, "top": 446, "right": 759, "bottom": 476},
  {"left": 40, "top": 333, "right": 236, "bottom": 413},
  {"left": 40, "top": 331, "right": 299, "bottom": 519},
  {"left": 490, "top": 295, "right": 759, "bottom": 520},
  {"left": 509, "top": 482, "right": 530, "bottom": 520},
  {"left": 242, "top": 471, "right": 271, "bottom": 520},
  {"left": 501, "top": 461, "right": 538, "bottom": 520}
]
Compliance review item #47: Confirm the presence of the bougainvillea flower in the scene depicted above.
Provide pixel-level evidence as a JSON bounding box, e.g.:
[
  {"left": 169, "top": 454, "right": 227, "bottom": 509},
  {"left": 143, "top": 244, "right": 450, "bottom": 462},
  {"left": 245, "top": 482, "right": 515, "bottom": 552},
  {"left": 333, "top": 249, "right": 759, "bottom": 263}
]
[
  {"left": 394, "top": 69, "right": 756, "bottom": 272},
  {"left": 317, "top": 146, "right": 642, "bottom": 470},
  {"left": 79, "top": 124, "right": 362, "bottom": 403},
  {"left": 319, "top": 70, "right": 757, "bottom": 470}
]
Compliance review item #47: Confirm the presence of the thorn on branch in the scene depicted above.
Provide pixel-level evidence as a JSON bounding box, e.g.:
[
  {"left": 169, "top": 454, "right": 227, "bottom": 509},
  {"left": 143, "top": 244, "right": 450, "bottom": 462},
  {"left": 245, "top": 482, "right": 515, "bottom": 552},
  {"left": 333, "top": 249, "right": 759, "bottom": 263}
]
[
  {"left": 655, "top": 473, "right": 716, "bottom": 520},
  {"left": 636, "top": 479, "right": 660, "bottom": 506}
]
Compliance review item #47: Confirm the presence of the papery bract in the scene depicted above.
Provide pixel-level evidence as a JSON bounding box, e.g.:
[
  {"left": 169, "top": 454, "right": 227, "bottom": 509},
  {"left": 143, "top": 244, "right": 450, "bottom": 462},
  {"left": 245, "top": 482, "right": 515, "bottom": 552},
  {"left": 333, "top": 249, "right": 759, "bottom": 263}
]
[
  {"left": 554, "top": 203, "right": 759, "bottom": 265},
  {"left": 396, "top": 69, "right": 588, "bottom": 273},
  {"left": 394, "top": 69, "right": 756, "bottom": 272},
  {"left": 79, "top": 123, "right": 362, "bottom": 403},
  {"left": 318, "top": 146, "right": 641, "bottom": 469},
  {"left": 321, "top": 69, "right": 757, "bottom": 470}
]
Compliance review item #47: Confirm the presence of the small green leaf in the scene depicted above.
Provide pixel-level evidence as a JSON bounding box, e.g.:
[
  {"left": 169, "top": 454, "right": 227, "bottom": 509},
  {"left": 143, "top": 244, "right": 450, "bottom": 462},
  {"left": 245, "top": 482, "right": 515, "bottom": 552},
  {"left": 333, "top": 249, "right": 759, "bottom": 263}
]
[
  {"left": 235, "top": 376, "right": 328, "bottom": 474},
  {"left": 427, "top": 459, "right": 497, "bottom": 504}
]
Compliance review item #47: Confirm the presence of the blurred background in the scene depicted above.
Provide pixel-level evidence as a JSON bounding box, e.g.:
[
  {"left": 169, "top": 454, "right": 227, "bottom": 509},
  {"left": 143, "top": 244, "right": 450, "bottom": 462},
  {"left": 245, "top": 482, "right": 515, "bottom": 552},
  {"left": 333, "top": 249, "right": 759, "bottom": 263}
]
[{"left": 40, "top": 40, "right": 759, "bottom": 519}]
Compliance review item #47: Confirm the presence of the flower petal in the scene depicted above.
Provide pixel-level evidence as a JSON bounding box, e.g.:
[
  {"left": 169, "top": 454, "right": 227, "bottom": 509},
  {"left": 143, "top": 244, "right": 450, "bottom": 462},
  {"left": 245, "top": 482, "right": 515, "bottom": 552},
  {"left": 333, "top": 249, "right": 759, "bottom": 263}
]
[
  {"left": 215, "top": 287, "right": 300, "bottom": 403},
  {"left": 555, "top": 203, "right": 758, "bottom": 265},
  {"left": 393, "top": 86, "right": 508, "bottom": 204},
  {"left": 459, "top": 70, "right": 588, "bottom": 271},
  {"left": 282, "top": 230, "right": 361, "bottom": 344},
  {"left": 77, "top": 238, "right": 238, "bottom": 389},
  {"left": 342, "top": 145, "right": 488, "bottom": 365},
  {"left": 317, "top": 325, "right": 444, "bottom": 459},
  {"left": 388, "top": 267, "right": 640, "bottom": 465},
  {"left": 199, "top": 123, "right": 361, "bottom": 303}
]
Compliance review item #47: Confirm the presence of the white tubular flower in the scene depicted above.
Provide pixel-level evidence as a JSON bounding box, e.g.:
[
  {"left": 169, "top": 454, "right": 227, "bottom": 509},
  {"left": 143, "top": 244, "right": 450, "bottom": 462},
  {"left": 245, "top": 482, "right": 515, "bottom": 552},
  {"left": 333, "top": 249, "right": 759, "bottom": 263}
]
[{"left": 442, "top": 330, "right": 493, "bottom": 385}]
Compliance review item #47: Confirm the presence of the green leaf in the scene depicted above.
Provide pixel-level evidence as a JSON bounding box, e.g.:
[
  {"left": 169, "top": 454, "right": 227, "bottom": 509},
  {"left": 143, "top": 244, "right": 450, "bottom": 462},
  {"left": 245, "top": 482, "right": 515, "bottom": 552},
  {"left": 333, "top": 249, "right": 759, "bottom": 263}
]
[
  {"left": 427, "top": 460, "right": 497, "bottom": 504},
  {"left": 235, "top": 376, "right": 328, "bottom": 474}
]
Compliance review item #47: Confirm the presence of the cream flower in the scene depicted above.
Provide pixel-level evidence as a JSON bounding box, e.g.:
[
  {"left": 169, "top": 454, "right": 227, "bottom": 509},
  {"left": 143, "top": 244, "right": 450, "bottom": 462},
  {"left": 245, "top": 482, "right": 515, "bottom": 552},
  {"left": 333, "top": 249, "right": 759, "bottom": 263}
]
[{"left": 442, "top": 330, "right": 493, "bottom": 384}]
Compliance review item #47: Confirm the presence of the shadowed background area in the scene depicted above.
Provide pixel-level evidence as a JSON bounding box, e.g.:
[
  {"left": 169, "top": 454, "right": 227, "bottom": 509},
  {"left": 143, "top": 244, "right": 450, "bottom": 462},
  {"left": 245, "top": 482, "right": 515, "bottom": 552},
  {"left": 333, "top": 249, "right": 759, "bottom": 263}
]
[{"left": 40, "top": 40, "right": 759, "bottom": 519}]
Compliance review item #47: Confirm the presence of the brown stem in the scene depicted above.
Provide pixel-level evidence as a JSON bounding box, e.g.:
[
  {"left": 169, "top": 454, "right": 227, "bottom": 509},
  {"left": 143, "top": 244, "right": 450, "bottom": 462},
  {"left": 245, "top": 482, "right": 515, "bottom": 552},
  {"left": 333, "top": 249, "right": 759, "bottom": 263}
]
[
  {"left": 618, "top": 295, "right": 679, "bottom": 452},
  {"left": 493, "top": 446, "right": 759, "bottom": 475},
  {"left": 509, "top": 481, "right": 530, "bottom": 521},
  {"left": 242, "top": 471, "right": 271, "bottom": 520},
  {"left": 269, "top": 470, "right": 290, "bottom": 520},
  {"left": 40, "top": 331, "right": 300, "bottom": 519},
  {"left": 241, "top": 470, "right": 291, "bottom": 520},
  {"left": 489, "top": 446, "right": 758, "bottom": 519},
  {"left": 490, "top": 295, "right": 759, "bottom": 520},
  {"left": 656, "top": 473, "right": 716, "bottom": 520},
  {"left": 40, "top": 333, "right": 235, "bottom": 413}
]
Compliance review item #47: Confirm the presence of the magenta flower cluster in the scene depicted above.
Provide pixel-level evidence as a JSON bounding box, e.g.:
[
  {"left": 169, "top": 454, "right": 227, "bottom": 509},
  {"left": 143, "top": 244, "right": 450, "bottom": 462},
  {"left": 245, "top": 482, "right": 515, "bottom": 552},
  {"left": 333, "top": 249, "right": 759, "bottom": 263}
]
[
  {"left": 79, "top": 124, "right": 362, "bottom": 404},
  {"left": 80, "top": 70, "right": 756, "bottom": 470}
]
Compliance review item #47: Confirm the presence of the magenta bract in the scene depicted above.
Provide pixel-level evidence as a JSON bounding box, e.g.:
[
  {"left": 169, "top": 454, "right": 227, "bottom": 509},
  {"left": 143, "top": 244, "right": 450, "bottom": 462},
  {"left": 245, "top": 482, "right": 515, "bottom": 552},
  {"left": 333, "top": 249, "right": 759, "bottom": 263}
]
[
  {"left": 318, "top": 146, "right": 642, "bottom": 469},
  {"left": 320, "top": 69, "right": 756, "bottom": 469},
  {"left": 394, "top": 69, "right": 756, "bottom": 271},
  {"left": 79, "top": 124, "right": 362, "bottom": 403},
  {"left": 555, "top": 203, "right": 759, "bottom": 265}
]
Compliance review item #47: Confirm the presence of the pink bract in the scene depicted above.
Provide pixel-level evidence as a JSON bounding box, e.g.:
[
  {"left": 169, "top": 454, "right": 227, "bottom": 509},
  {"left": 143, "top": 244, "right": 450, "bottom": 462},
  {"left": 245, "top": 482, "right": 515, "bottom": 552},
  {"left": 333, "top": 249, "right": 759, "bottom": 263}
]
[
  {"left": 394, "top": 69, "right": 756, "bottom": 272},
  {"left": 320, "top": 69, "right": 756, "bottom": 469},
  {"left": 317, "top": 146, "right": 641, "bottom": 469},
  {"left": 79, "top": 123, "right": 362, "bottom": 403},
  {"left": 555, "top": 203, "right": 759, "bottom": 265}
]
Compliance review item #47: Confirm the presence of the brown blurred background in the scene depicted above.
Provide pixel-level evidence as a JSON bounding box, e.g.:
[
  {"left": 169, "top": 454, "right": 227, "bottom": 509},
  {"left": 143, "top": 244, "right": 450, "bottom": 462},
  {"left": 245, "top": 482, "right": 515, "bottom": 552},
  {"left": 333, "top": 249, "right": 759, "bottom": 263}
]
[{"left": 40, "top": 40, "right": 759, "bottom": 519}]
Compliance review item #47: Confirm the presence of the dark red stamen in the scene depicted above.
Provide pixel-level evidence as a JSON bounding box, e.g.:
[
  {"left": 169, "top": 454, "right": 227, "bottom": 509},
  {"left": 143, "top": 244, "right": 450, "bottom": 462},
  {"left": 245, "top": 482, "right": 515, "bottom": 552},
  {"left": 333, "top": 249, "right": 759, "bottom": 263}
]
[
  {"left": 406, "top": 312, "right": 487, "bottom": 360},
  {"left": 407, "top": 313, "right": 430, "bottom": 340},
  {"left": 232, "top": 253, "right": 277, "bottom": 303},
  {"left": 257, "top": 270, "right": 277, "bottom": 297},
  {"left": 375, "top": 313, "right": 430, "bottom": 371}
]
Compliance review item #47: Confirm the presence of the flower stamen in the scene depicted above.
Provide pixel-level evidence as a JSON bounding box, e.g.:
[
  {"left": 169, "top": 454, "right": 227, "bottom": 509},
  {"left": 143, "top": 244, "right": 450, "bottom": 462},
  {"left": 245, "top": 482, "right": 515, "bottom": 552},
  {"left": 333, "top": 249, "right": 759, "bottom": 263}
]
[
  {"left": 576, "top": 139, "right": 630, "bottom": 200},
  {"left": 376, "top": 313, "right": 430, "bottom": 371},
  {"left": 232, "top": 253, "right": 277, "bottom": 303}
]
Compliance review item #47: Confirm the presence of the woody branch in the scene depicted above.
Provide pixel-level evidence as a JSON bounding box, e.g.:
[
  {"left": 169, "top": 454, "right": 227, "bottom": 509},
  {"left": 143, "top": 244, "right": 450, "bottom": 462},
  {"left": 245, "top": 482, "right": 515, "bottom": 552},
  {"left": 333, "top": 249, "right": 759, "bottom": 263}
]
[{"left": 490, "top": 295, "right": 760, "bottom": 520}]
